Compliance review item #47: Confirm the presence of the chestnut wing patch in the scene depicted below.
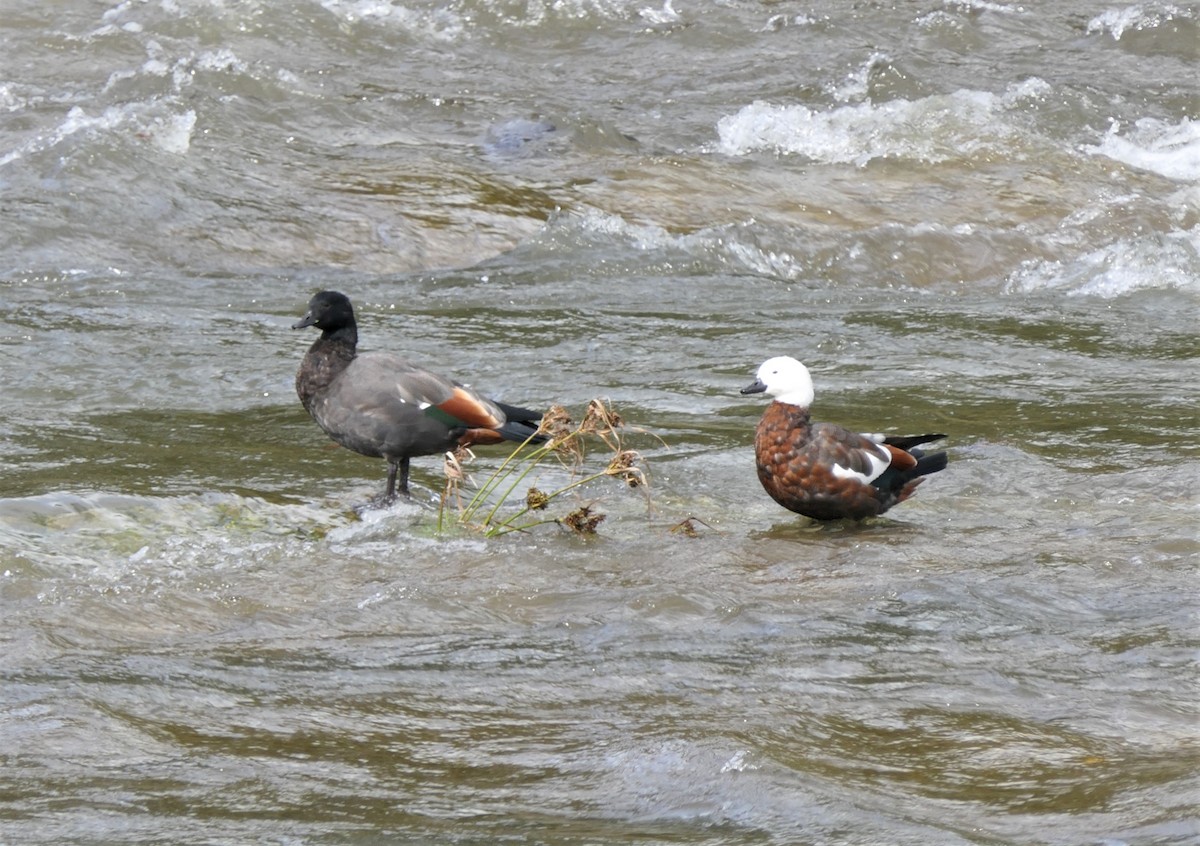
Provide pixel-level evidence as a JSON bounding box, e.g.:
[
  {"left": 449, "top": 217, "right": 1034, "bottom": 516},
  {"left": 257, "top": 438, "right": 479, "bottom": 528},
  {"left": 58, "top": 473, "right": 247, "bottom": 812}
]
[
  {"left": 421, "top": 385, "right": 504, "bottom": 429},
  {"left": 360, "top": 355, "right": 506, "bottom": 431},
  {"left": 882, "top": 443, "right": 918, "bottom": 471}
]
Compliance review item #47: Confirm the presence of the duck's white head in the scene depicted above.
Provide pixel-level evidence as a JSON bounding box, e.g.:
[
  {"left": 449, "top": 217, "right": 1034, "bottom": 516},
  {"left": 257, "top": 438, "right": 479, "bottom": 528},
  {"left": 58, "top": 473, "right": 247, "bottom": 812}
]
[{"left": 740, "top": 356, "right": 815, "bottom": 407}]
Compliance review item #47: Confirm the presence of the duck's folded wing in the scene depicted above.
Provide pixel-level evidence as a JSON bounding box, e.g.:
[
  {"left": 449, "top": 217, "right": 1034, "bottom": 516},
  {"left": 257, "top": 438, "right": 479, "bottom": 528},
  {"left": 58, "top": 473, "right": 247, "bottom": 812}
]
[
  {"left": 354, "top": 353, "right": 506, "bottom": 429},
  {"left": 812, "top": 424, "right": 894, "bottom": 484}
]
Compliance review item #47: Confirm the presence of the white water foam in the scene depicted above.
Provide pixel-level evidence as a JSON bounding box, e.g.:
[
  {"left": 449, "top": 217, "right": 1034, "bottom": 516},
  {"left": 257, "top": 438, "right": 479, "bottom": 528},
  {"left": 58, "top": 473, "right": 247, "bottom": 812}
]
[
  {"left": 318, "top": 0, "right": 467, "bottom": 39},
  {"left": 715, "top": 79, "right": 1052, "bottom": 165},
  {"left": 544, "top": 207, "right": 806, "bottom": 280},
  {"left": 0, "top": 103, "right": 197, "bottom": 168},
  {"left": 828, "top": 52, "right": 892, "bottom": 104},
  {"left": 0, "top": 491, "right": 333, "bottom": 581},
  {"left": 1086, "top": 117, "right": 1200, "bottom": 182},
  {"left": 638, "top": 0, "right": 681, "bottom": 27},
  {"left": 1006, "top": 226, "right": 1200, "bottom": 298},
  {"left": 1086, "top": 3, "right": 1188, "bottom": 40},
  {"left": 0, "top": 36, "right": 245, "bottom": 168},
  {"left": 942, "top": 0, "right": 1028, "bottom": 13}
]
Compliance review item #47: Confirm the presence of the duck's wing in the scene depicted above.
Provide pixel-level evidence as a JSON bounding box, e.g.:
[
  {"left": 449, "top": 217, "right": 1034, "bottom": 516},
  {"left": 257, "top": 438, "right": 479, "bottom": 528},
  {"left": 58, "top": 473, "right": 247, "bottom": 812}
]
[
  {"left": 810, "top": 423, "right": 895, "bottom": 485},
  {"left": 347, "top": 352, "right": 508, "bottom": 430}
]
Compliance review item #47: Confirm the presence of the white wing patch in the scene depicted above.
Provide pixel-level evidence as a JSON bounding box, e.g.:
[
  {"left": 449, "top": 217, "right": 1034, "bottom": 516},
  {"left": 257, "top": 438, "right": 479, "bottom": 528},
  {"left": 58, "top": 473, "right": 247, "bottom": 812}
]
[{"left": 832, "top": 446, "right": 891, "bottom": 484}]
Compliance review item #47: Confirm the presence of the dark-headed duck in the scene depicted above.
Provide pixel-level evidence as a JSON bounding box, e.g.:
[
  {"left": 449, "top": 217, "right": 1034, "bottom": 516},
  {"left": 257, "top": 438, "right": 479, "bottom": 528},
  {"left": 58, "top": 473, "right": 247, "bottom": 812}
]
[{"left": 293, "top": 290, "right": 543, "bottom": 501}]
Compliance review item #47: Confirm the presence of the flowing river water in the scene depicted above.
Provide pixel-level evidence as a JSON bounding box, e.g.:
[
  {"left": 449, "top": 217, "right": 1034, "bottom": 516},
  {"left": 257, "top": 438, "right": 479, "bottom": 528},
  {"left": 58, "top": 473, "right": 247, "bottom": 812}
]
[{"left": 1, "top": 1, "right": 1197, "bottom": 844}]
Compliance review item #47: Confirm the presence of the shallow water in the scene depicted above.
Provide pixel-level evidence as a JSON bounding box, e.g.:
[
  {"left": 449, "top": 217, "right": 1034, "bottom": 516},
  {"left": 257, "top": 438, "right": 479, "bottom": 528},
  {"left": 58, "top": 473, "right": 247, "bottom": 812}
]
[{"left": 2, "top": 1, "right": 1198, "bottom": 844}]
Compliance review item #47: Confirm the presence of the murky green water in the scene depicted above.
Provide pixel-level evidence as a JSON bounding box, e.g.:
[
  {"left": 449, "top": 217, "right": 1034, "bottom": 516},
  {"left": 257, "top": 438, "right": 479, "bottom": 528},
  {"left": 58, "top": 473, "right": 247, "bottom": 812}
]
[
  {"left": 3, "top": 266, "right": 1195, "bottom": 844},
  {"left": 3, "top": 0, "right": 1198, "bottom": 843}
]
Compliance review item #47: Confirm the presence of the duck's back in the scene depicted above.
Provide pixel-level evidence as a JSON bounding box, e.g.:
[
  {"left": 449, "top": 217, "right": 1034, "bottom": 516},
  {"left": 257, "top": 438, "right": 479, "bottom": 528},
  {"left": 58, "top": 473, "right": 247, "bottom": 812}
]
[
  {"left": 305, "top": 350, "right": 476, "bottom": 462},
  {"left": 754, "top": 404, "right": 893, "bottom": 520}
]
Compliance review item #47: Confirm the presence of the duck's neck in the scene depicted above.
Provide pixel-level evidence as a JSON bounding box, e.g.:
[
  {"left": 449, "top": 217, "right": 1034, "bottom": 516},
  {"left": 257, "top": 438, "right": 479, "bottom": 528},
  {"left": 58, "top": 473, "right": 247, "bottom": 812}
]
[
  {"left": 296, "top": 325, "right": 357, "bottom": 412},
  {"left": 773, "top": 399, "right": 811, "bottom": 424},
  {"left": 757, "top": 400, "right": 813, "bottom": 443},
  {"left": 320, "top": 323, "right": 358, "bottom": 351}
]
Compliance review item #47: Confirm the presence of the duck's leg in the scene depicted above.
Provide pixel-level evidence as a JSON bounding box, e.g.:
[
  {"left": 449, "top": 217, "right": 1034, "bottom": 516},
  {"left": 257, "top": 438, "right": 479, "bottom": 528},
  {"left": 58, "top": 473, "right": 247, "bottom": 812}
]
[
  {"left": 384, "top": 462, "right": 399, "bottom": 503},
  {"left": 397, "top": 457, "right": 411, "bottom": 496},
  {"left": 383, "top": 458, "right": 411, "bottom": 502},
  {"left": 359, "top": 462, "right": 402, "bottom": 512}
]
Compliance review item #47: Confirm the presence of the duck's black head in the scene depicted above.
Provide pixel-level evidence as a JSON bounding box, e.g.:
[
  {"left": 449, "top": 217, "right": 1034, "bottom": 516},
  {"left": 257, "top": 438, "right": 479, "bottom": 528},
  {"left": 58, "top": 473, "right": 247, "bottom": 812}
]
[{"left": 292, "top": 290, "right": 357, "bottom": 334}]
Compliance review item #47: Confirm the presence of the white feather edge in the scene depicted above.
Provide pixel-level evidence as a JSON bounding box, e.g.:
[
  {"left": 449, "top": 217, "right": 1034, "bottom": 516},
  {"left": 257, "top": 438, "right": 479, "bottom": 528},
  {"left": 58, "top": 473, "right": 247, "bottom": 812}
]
[{"left": 831, "top": 444, "right": 891, "bottom": 484}]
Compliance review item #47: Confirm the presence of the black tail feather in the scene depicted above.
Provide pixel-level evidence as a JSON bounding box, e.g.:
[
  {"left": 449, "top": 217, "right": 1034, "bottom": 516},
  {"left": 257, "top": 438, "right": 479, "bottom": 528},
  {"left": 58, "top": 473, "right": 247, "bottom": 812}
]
[
  {"left": 883, "top": 433, "right": 945, "bottom": 451},
  {"left": 911, "top": 450, "right": 948, "bottom": 479},
  {"left": 872, "top": 442, "right": 948, "bottom": 494},
  {"left": 495, "top": 400, "right": 547, "bottom": 444}
]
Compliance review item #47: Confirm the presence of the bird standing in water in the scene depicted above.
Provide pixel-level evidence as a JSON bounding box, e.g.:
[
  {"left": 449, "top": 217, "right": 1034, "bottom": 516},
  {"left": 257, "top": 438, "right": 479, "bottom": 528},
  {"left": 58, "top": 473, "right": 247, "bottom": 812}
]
[
  {"left": 742, "top": 356, "right": 946, "bottom": 521},
  {"left": 293, "top": 290, "right": 543, "bottom": 501}
]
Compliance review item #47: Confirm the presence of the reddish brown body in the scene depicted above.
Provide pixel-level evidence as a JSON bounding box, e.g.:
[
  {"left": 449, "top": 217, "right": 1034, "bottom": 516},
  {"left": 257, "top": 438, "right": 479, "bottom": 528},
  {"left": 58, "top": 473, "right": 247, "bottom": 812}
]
[{"left": 753, "top": 401, "right": 941, "bottom": 521}]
